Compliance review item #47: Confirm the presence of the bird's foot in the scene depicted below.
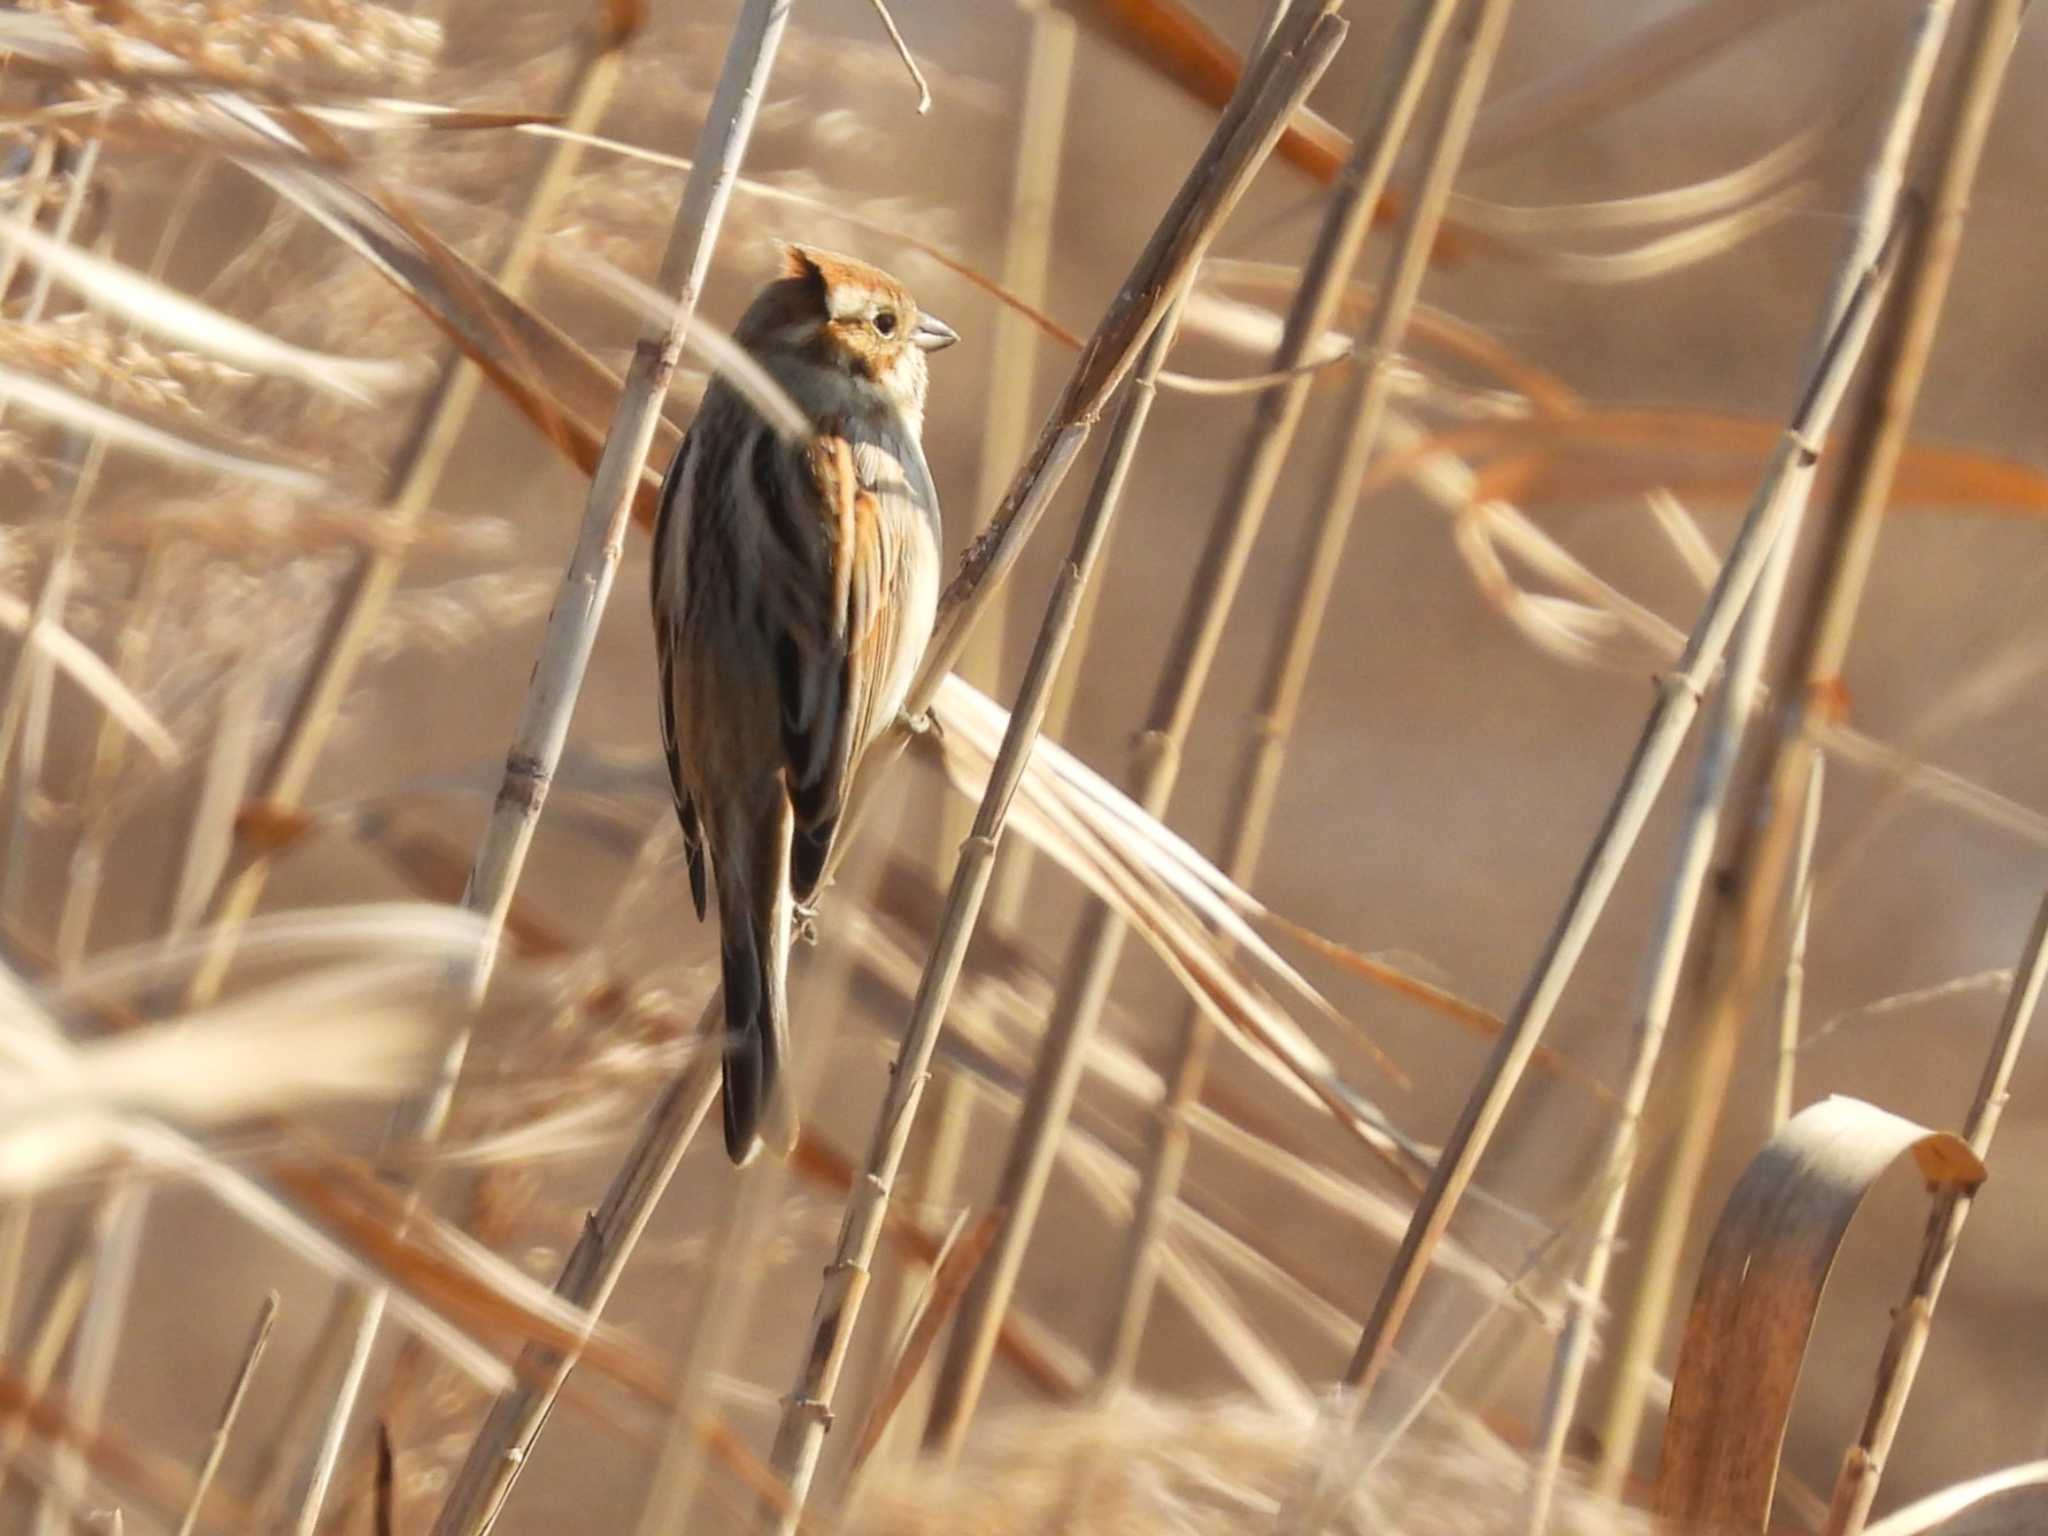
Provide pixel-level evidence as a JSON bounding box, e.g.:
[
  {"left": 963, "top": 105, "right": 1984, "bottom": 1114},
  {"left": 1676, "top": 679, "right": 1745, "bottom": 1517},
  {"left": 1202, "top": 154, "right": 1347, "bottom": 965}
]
[
  {"left": 899, "top": 706, "right": 942, "bottom": 741},
  {"left": 793, "top": 902, "right": 821, "bottom": 947}
]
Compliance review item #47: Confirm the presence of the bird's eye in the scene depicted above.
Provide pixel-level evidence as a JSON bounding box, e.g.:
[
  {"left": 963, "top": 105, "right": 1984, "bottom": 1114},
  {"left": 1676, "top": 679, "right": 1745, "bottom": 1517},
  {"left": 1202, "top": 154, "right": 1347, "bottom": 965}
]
[{"left": 873, "top": 311, "right": 897, "bottom": 337}]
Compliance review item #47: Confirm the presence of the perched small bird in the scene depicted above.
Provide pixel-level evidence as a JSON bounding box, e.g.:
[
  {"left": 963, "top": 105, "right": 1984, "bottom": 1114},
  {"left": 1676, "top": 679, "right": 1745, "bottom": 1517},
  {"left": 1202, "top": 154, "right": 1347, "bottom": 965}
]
[{"left": 652, "top": 245, "right": 957, "bottom": 1164}]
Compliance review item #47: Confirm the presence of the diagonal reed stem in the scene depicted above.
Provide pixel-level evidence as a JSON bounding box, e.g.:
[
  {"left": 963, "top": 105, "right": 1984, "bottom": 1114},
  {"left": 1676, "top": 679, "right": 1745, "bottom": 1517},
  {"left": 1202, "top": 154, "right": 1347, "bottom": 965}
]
[
  {"left": 1592, "top": 0, "right": 2023, "bottom": 1490},
  {"left": 411, "top": 6, "right": 797, "bottom": 1533},
  {"left": 252, "top": 19, "right": 650, "bottom": 1528},
  {"left": 1280, "top": 159, "right": 1910, "bottom": 1536},
  {"left": 430, "top": 12, "right": 1346, "bottom": 1530},
  {"left": 775, "top": 8, "right": 1347, "bottom": 1505},
  {"left": 1822, "top": 885, "right": 2048, "bottom": 1536},
  {"left": 182, "top": 3, "right": 642, "bottom": 1011},
  {"left": 926, "top": 0, "right": 1474, "bottom": 1446},
  {"left": 1091, "top": 0, "right": 1480, "bottom": 1399},
  {"left": 1516, "top": 2, "right": 1962, "bottom": 1518},
  {"left": 174, "top": 1292, "right": 279, "bottom": 1536},
  {"left": 763, "top": 281, "right": 1205, "bottom": 1534},
  {"left": 879, "top": 0, "right": 1076, "bottom": 1459}
]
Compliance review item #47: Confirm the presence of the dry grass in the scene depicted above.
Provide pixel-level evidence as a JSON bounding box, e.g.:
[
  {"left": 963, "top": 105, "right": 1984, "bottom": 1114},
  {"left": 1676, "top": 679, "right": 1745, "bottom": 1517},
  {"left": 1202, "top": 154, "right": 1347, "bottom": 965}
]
[{"left": 2, "top": 2, "right": 2047, "bottom": 1535}]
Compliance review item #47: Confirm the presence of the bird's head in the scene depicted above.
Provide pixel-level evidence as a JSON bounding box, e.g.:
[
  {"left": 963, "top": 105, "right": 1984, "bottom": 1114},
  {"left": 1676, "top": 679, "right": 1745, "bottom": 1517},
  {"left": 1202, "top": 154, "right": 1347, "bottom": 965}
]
[{"left": 736, "top": 243, "right": 958, "bottom": 425}]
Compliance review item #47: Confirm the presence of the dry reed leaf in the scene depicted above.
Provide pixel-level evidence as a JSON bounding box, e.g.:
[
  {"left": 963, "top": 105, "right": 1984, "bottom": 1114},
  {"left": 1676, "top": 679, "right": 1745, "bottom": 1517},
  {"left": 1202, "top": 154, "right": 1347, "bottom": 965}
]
[
  {"left": 1862, "top": 1463, "right": 2048, "bottom": 1536},
  {"left": 847, "top": 1205, "right": 1006, "bottom": 1474},
  {"left": 1477, "top": 184, "right": 1807, "bottom": 285},
  {"left": 843, "top": 1395, "right": 1646, "bottom": 1536},
  {"left": 0, "top": 11, "right": 681, "bottom": 521},
  {"left": 0, "top": 216, "right": 413, "bottom": 401},
  {"left": 1451, "top": 117, "right": 1830, "bottom": 236},
  {"left": 0, "top": 589, "right": 179, "bottom": 764},
  {"left": 0, "top": 360, "right": 330, "bottom": 493},
  {"left": 843, "top": 896, "right": 1549, "bottom": 1322},
  {"left": 927, "top": 673, "right": 1412, "bottom": 1166},
  {"left": 1654, "top": 1096, "right": 1987, "bottom": 1531},
  {"left": 267, "top": 1155, "right": 666, "bottom": 1404},
  {"left": 0, "top": 965, "right": 450, "bottom": 1193}
]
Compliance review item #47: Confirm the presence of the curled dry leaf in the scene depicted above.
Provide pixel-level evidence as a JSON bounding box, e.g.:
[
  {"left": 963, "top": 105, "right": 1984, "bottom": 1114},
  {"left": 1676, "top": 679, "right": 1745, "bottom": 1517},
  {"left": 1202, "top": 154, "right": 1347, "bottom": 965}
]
[{"left": 1654, "top": 1096, "right": 1986, "bottom": 1531}]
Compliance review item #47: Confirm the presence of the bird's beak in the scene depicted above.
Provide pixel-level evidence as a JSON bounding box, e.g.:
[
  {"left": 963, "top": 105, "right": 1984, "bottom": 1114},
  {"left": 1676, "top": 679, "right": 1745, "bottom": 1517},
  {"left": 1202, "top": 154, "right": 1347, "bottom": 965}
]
[{"left": 912, "top": 313, "right": 960, "bottom": 352}]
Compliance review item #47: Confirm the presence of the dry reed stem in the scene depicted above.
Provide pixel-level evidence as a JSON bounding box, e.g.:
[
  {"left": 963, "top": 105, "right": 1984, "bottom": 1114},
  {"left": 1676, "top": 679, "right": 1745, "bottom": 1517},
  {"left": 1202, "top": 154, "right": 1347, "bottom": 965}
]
[
  {"left": 416, "top": 3, "right": 798, "bottom": 1528},
  {"left": 763, "top": 275, "right": 1214, "bottom": 1530},
  {"left": 1592, "top": 0, "right": 2023, "bottom": 1489},
  {"left": 182, "top": 5, "right": 638, "bottom": 1010},
  {"left": 1526, "top": 2, "right": 1960, "bottom": 1507},
  {"left": 628, "top": 969, "right": 863, "bottom": 1534},
  {"left": 1093, "top": 0, "right": 1477, "bottom": 1397},
  {"left": 1281, "top": 166, "right": 1909, "bottom": 1536},
  {"left": 173, "top": 1291, "right": 278, "bottom": 1536},
  {"left": 432, "top": 8, "right": 1343, "bottom": 1527},
  {"left": 1820, "top": 889, "right": 2048, "bottom": 1536},
  {"left": 881, "top": 0, "right": 1075, "bottom": 1459},
  {"left": 922, "top": 0, "right": 1390, "bottom": 1440},
  {"left": 255, "top": 21, "right": 645, "bottom": 1524},
  {"left": 425, "top": 1051, "right": 721, "bottom": 1536},
  {"left": 1772, "top": 757, "right": 1825, "bottom": 1134}
]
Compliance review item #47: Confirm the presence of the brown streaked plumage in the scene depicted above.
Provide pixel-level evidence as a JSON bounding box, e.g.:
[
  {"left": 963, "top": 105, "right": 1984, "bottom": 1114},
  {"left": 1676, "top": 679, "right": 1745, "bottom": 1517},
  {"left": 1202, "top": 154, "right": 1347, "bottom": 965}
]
[{"left": 652, "top": 245, "right": 956, "bottom": 1164}]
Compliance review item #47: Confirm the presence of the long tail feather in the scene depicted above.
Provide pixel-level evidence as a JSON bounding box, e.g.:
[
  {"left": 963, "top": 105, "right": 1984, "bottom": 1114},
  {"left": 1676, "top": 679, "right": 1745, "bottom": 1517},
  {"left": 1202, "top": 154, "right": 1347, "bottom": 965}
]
[{"left": 715, "top": 797, "right": 798, "bottom": 1164}]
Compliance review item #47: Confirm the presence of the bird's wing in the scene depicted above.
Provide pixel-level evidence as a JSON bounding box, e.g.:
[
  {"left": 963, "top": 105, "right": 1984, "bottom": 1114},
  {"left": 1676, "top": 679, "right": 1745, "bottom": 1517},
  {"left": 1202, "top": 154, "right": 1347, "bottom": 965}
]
[
  {"left": 777, "top": 421, "right": 926, "bottom": 901},
  {"left": 651, "top": 429, "right": 708, "bottom": 919}
]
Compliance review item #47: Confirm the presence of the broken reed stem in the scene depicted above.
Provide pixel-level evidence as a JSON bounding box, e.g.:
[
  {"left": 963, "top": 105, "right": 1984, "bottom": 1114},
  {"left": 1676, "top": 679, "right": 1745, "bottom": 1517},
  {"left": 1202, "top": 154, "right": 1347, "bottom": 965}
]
[
  {"left": 1515, "top": 0, "right": 1958, "bottom": 1508},
  {"left": 880, "top": 0, "right": 1076, "bottom": 1454},
  {"left": 1772, "top": 756, "right": 1825, "bottom": 1134},
  {"left": 174, "top": 1293, "right": 278, "bottom": 1536},
  {"left": 182, "top": 7, "right": 639, "bottom": 1010},
  {"left": 1592, "top": 0, "right": 2019, "bottom": 1491},
  {"left": 1280, "top": 191, "right": 1908, "bottom": 1536},
  {"left": 257, "top": 23, "right": 648, "bottom": 1527},
  {"left": 1822, "top": 886, "right": 2048, "bottom": 1536},
  {"left": 1093, "top": 0, "right": 1477, "bottom": 1397},
  {"left": 764, "top": 280, "right": 1205, "bottom": 1534}
]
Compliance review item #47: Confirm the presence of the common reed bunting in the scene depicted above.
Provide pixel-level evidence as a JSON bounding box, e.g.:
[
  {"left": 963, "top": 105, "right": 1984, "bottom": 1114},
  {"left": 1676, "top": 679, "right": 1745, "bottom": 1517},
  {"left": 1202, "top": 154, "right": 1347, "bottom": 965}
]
[{"left": 652, "top": 245, "right": 956, "bottom": 1163}]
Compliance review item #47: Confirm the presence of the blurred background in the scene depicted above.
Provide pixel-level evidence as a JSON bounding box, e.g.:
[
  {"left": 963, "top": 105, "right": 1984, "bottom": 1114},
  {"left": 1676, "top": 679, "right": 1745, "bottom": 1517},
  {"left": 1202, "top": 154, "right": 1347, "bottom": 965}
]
[{"left": 3, "top": 0, "right": 2047, "bottom": 1530}]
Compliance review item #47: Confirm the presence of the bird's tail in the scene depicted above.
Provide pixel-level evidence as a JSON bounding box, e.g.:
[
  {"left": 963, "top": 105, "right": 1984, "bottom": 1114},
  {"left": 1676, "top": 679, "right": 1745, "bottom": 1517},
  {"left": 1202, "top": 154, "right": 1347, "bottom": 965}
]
[{"left": 714, "top": 796, "right": 799, "bottom": 1165}]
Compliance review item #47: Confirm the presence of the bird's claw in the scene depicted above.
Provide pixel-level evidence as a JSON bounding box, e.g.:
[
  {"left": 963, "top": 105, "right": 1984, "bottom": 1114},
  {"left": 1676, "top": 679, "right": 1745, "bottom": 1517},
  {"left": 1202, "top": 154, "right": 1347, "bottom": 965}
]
[
  {"left": 899, "top": 707, "right": 942, "bottom": 741},
  {"left": 794, "top": 902, "right": 821, "bottom": 947}
]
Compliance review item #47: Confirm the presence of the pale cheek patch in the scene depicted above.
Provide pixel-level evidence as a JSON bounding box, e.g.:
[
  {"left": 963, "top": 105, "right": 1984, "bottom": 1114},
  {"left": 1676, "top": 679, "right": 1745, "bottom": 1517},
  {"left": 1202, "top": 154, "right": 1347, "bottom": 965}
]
[{"left": 827, "top": 285, "right": 885, "bottom": 323}]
